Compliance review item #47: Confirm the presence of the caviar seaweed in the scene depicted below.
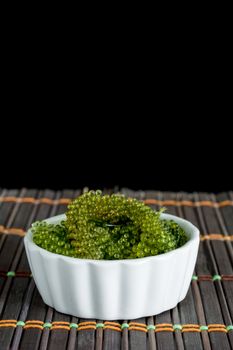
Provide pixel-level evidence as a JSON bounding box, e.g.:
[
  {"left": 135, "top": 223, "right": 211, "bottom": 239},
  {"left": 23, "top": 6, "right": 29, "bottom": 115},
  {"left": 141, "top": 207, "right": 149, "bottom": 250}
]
[{"left": 32, "top": 190, "right": 187, "bottom": 259}]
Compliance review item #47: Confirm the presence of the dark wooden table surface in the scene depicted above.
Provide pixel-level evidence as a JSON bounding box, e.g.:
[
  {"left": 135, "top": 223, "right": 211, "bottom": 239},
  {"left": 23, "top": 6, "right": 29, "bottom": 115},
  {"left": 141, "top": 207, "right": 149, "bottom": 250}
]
[{"left": 0, "top": 189, "right": 233, "bottom": 350}]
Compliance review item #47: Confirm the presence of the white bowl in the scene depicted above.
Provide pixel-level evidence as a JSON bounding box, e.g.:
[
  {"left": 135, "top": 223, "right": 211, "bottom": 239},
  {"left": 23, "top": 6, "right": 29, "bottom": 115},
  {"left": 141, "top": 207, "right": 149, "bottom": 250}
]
[{"left": 24, "top": 213, "right": 199, "bottom": 320}]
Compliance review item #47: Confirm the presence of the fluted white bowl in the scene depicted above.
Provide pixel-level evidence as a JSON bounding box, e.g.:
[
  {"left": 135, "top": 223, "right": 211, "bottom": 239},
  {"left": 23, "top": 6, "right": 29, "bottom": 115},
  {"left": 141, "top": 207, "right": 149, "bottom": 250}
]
[{"left": 24, "top": 213, "right": 199, "bottom": 320}]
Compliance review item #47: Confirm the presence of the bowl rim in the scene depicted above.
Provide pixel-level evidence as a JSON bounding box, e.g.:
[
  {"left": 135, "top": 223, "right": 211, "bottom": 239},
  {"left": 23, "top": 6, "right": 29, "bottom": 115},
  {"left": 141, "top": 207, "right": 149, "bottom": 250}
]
[{"left": 24, "top": 213, "right": 200, "bottom": 265}]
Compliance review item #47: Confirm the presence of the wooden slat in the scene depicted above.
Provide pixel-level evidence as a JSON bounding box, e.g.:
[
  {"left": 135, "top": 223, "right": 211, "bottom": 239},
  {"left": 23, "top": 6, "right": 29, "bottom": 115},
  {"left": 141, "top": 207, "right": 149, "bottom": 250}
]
[
  {"left": 194, "top": 193, "right": 232, "bottom": 350},
  {"left": 0, "top": 189, "right": 38, "bottom": 349},
  {"left": 77, "top": 318, "right": 95, "bottom": 350},
  {"left": 179, "top": 192, "right": 211, "bottom": 350}
]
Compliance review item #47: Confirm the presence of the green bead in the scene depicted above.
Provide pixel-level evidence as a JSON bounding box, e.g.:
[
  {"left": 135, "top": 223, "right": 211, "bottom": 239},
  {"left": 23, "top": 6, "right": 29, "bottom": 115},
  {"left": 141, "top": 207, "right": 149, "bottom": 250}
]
[
  {"left": 192, "top": 275, "right": 198, "bottom": 281},
  {"left": 173, "top": 324, "right": 182, "bottom": 330},
  {"left": 212, "top": 275, "right": 221, "bottom": 281},
  {"left": 7, "top": 271, "right": 16, "bottom": 277},
  {"left": 96, "top": 323, "right": 104, "bottom": 328},
  {"left": 43, "top": 323, "right": 52, "bottom": 328},
  {"left": 17, "top": 321, "right": 25, "bottom": 326},
  {"left": 147, "top": 325, "right": 156, "bottom": 331},
  {"left": 121, "top": 323, "right": 129, "bottom": 329},
  {"left": 226, "top": 325, "right": 233, "bottom": 331},
  {"left": 70, "top": 323, "right": 78, "bottom": 329},
  {"left": 200, "top": 325, "right": 208, "bottom": 331}
]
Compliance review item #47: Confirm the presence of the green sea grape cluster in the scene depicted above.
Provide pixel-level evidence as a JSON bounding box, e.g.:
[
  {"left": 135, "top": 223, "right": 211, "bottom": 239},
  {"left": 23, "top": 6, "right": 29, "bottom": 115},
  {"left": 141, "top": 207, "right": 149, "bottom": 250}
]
[{"left": 32, "top": 190, "right": 187, "bottom": 260}]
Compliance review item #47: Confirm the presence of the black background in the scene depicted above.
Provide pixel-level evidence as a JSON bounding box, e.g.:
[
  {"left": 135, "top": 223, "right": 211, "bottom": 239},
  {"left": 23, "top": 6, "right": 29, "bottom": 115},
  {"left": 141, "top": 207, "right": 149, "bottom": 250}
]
[
  {"left": 1, "top": 114, "right": 232, "bottom": 192},
  {"left": 1, "top": 63, "right": 232, "bottom": 193},
  {"left": 1, "top": 28, "right": 232, "bottom": 192}
]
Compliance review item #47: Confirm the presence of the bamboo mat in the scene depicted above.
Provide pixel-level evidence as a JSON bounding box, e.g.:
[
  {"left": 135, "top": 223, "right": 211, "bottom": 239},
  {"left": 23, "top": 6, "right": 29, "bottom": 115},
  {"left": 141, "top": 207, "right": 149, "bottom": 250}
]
[{"left": 0, "top": 188, "right": 232, "bottom": 350}]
